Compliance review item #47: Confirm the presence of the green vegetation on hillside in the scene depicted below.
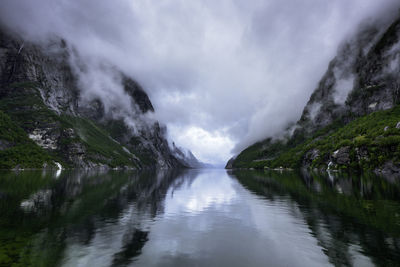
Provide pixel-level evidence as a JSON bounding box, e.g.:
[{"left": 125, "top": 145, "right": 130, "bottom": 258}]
[
  {"left": 0, "top": 82, "right": 60, "bottom": 130},
  {"left": 0, "top": 82, "right": 140, "bottom": 169},
  {"left": 233, "top": 105, "right": 400, "bottom": 170},
  {"left": 102, "top": 120, "right": 157, "bottom": 166},
  {"left": 61, "top": 116, "right": 139, "bottom": 168},
  {"left": 0, "top": 111, "right": 52, "bottom": 169}
]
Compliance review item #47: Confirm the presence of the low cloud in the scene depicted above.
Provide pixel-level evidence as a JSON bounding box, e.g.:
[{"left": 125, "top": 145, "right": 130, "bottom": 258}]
[{"left": 1, "top": 0, "right": 399, "bottom": 164}]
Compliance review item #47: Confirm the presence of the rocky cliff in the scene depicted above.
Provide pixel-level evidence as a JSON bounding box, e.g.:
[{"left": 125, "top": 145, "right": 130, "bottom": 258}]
[
  {"left": 297, "top": 16, "right": 400, "bottom": 136},
  {"left": 228, "top": 14, "right": 400, "bottom": 176},
  {"left": 171, "top": 142, "right": 214, "bottom": 169},
  {"left": 0, "top": 26, "right": 196, "bottom": 170}
]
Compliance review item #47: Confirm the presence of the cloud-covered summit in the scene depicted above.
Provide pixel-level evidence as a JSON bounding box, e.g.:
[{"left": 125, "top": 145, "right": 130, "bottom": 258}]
[{"left": 1, "top": 0, "right": 399, "bottom": 164}]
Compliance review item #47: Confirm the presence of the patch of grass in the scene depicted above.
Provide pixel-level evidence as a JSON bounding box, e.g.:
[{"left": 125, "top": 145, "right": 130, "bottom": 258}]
[
  {"left": 0, "top": 80, "right": 158, "bottom": 169},
  {"left": 60, "top": 116, "right": 139, "bottom": 168},
  {"left": 0, "top": 111, "right": 51, "bottom": 169},
  {"left": 0, "top": 84, "right": 59, "bottom": 131},
  {"left": 9, "top": 81, "right": 40, "bottom": 89},
  {"left": 103, "top": 121, "right": 156, "bottom": 166}
]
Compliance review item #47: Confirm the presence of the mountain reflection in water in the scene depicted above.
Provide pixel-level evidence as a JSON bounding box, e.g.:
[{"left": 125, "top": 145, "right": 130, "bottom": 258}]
[{"left": 0, "top": 169, "right": 399, "bottom": 266}]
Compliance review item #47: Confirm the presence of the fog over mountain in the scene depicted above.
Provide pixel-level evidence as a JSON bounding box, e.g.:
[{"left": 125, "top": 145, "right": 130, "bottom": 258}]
[{"left": 1, "top": 0, "right": 399, "bottom": 165}]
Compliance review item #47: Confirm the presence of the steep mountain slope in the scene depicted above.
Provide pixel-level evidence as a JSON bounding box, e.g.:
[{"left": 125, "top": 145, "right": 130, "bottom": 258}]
[
  {"left": 228, "top": 15, "right": 400, "bottom": 175},
  {"left": 171, "top": 142, "right": 214, "bottom": 169},
  {"left": 297, "top": 17, "right": 400, "bottom": 136},
  {"left": 0, "top": 27, "right": 195, "bottom": 169}
]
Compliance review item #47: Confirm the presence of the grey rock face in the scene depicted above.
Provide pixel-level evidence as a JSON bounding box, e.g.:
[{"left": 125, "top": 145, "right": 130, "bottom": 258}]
[
  {"left": 225, "top": 157, "right": 235, "bottom": 169},
  {"left": 0, "top": 32, "right": 78, "bottom": 115},
  {"left": 229, "top": 13, "right": 400, "bottom": 172},
  {"left": 302, "top": 149, "right": 320, "bottom": 167},
  {"left": 28, "top": 128, "right": 59, "bottom": 150},
  {"left": 123, "top": 77, "right": 154, "bottom": 113},
  {"left": 332, "top": 146, "right": 351, "bottom": 165},
  {"left": 0, "top": 26, "right": 187, "bottom": 169},
  {"left": 355, "top": 147, "right": 369, "bottom": 161},
  {"left": 295, "top": 16, "right": 400, "bottom": 137},
  {"left": 170, "top": 142, "right": 211, "bottom": 168}
]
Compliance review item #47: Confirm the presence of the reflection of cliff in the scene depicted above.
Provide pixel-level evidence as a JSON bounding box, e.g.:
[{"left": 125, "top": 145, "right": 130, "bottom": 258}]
[
  {"left": 231, "top": 170, "right": 400, "bottom": 266},
  {"left": 0, "top": 169, "right": 190, "bottom": 266}
]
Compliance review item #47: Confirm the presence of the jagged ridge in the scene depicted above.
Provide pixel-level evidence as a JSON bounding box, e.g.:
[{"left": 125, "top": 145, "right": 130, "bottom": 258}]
[
  {"left": 0, "top": 27, "right": 197, "bottom": 169},
  {"left": 228, "top": 14, "right": 400, "bottom": 176}
]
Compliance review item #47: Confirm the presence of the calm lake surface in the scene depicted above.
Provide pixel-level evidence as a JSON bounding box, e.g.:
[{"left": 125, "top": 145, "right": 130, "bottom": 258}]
[{"left": 1, "top": 169, "right": 400, "bottom": 266}]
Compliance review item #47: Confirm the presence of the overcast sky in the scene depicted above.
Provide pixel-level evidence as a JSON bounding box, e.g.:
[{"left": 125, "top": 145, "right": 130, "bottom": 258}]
[{"left": 1, "top": 0, "right": 399, "bottom": 165}]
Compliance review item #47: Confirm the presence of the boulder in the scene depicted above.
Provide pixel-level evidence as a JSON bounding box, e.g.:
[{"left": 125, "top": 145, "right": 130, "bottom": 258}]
[
  {"left": 355, "top": 147, "right": 369, "bottom": 161},
  {"left": 332, "top": 146, "right": 350, "bottom": 165}
]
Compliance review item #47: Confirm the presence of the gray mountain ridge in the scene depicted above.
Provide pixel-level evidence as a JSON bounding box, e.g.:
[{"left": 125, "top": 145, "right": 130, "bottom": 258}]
[
  {"left": 227, "top": 12, "right": 400, "bottom": 175},
  {"left": 296, "top": 15, "right": 400, "bottom": 136},
  {"left": 0, "top": 26, "right": 201, "bottom": 170}
]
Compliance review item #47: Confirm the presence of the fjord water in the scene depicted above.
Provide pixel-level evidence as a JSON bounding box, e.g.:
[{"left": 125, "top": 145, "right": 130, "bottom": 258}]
[{"left": 1, "top": 169, "right": 400, "bottom": 266}]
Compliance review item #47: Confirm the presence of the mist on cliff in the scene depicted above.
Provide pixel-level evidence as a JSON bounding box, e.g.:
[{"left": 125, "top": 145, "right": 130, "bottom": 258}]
[{"left": 0, "top": 0, "right": 399, "bottom": 164}]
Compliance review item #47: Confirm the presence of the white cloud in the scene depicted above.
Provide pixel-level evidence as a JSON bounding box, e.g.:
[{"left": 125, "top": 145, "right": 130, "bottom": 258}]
[
  {"left": 168, "top": 126, "right": 234, "bottom": 165},
  {"left": 1, "top": 0, "right": 399, "bottom": 164}
]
